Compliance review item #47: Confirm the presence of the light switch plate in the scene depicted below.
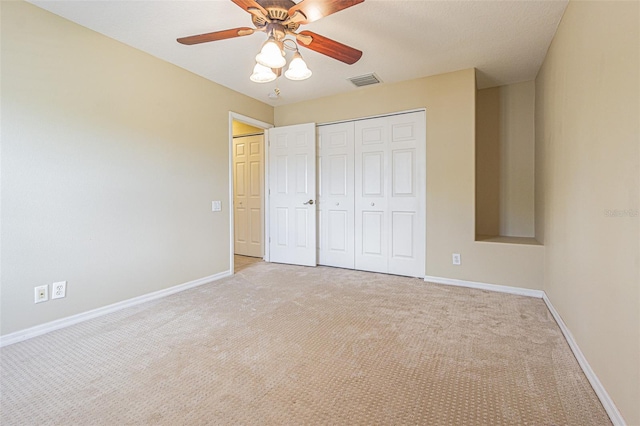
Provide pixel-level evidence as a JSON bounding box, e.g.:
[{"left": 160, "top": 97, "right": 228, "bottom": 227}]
[{"left": 212, "top": 201, "right": 222, "bottom": 212}]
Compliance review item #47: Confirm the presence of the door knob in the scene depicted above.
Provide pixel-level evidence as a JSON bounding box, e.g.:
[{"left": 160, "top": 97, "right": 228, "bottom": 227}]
[
  {"left": 304, "top": 200, "right": 314, "bottom": 205},
  {"left": 371, "top": 202, "right": 375, "bottom": 206},
  {"left": 336, "top": 202, "right": 340, "bottom": 206}
]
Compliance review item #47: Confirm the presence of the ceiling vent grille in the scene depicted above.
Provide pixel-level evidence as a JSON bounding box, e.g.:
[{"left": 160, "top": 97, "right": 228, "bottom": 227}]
[{"left": 348, "top": 73, "right": 382, "bottom": 87}]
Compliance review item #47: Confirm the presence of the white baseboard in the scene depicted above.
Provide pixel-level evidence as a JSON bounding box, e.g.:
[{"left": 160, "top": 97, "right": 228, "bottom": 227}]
[
  {"left": 423, "top": 275, "right": 545, "bottom": 298},
  {"left": 542, "top": 294, "right": 626, "bottom": 426},
  {"left": 0, "top": 270, "right": 232, "bottom": 348},
  {"left": 423, "top": 274, "right": 624, "bottom": 425}
]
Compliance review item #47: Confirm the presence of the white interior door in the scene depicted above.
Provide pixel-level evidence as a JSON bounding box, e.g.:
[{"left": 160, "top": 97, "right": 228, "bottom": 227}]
[
  {"left": 317, "top": 122, "right": 355, "bottom": 269},
  {"left": 233, "top": 134, "right": 264, "bottom": 257},
  {"left": 268, "top": 123, "right": 317, "bottom": 266}
]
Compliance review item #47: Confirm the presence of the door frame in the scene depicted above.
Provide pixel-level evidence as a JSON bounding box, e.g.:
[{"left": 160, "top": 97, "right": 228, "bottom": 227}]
[{"left": 228, "top": 112, "right": 273, "bottom": 275}]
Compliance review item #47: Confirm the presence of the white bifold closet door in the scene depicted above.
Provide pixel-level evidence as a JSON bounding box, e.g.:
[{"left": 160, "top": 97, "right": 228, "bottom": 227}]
[
  {"left": 317, "top": 122, "right": 355, "bottom": 269},
  {"left": 355, "top": 111, "right": 426, "bottom": 277},
  {"left": 317, "top": 111, "right": 426, "bottom": 278}
]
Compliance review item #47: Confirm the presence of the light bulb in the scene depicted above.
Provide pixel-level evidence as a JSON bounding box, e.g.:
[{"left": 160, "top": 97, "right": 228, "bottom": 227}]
[
  {"left": 250, "top": 63, "right": 277, "bottom": 83},
  {"left": 255, "top": 37, "right": 286, "bottom": 69},
  {"left": 285, "top": 51, "right": 312, "bottom": 81}
]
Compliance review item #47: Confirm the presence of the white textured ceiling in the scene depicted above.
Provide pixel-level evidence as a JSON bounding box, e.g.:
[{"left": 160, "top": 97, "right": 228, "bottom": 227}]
[{"left": 28, "top": 0, "right": 568, "bottom": 106}]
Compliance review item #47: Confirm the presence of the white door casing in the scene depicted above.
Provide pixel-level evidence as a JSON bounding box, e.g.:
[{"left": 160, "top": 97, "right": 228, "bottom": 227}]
[
  {"left": 268, "top": 123, "right": 317, "bottom": 266},
  {"left": 317, "top": 122, "right": 355, "bottom": 269},
  {"left": 233, "top": 134, "right": 264, "bottom": 257}
]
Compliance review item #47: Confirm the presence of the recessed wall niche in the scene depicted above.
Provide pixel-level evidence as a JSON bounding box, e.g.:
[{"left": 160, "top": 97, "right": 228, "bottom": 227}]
[{"left": 475, "top": 80, "right": 540, "bottom": 244}]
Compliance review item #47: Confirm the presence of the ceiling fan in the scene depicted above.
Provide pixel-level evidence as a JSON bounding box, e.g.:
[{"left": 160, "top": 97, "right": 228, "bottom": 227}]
[{"left": 177, "top": 0, "right": 365, "bottom": 79}]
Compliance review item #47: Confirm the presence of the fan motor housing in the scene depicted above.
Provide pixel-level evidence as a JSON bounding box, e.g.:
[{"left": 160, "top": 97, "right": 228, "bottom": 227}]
[{"left": 252, "top": 0, "right": 300, "bottom": 32}]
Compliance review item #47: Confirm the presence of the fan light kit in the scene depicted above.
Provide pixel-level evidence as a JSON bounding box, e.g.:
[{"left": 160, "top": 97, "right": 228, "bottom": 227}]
[
  {"left": 251, "top": 38, "right": 312, "bottom": 83},
  {"left": 177, "top": 0, "right": 364, "bottom": 84}
]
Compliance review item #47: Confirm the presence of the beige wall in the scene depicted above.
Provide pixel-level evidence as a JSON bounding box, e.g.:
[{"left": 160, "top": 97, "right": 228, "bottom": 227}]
[
  {"left": 475, "top": 87, "right": 500, "bottom": 237},
  {"left": 536, "top": 1, "right": 639, "bottom": 423},
  {"left": 0, "top": 1, "right": 273, "bottom": 335},
  {"left": 276, "top": 69, "right": 544, "bottom": 290},
  {"left": 500, "top": 81, "right": 535, "bottom": 238}
]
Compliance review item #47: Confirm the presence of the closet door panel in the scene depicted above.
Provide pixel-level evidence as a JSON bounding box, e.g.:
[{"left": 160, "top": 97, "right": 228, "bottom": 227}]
[
  {"left": 362, "top": 211, "right": 384, "bottom": 253},
  {"left": 317, "top": 122, "right": 355, "bottom": 269},
  {"left": 387, "top": 112, "right": 426, "bottom": 277},
  {"left": 392, "top": 149, "right": 415, "bottom": 196},
  {"left": 391, "top": 211, "right": 415, "bottom": 258},
  {"left": 329, "top": 155, "right": 348, "bottom": 196},
  {"left": 235, "top": 206, "right": 247, "bottom": 243},
  {"left": 362, "top": 152, "right": 384, "bottom": 196},
  {"left": 328, "top": 210, "right": 348, "bottom": 251},
  {"left": 355, "top": 119, "right": 389, "bottom": 273},
  {"left": 246, "top": 137, "right": 264, "bottom": 256}
]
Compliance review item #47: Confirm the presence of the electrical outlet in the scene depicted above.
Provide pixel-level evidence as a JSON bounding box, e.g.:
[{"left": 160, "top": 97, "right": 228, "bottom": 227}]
[
  {"left": 52, "top": 281, "right": 67, "bottom": 299},
  {"left": 34, "top": 285, "right": 48, "bottom": 303},
  {"left": 452, "top": 253, "right": 461, "bottom": 265}
]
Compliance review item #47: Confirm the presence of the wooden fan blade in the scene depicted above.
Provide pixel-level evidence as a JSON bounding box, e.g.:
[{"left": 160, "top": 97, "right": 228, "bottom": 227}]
[
  {"left": 289, "top": 0, "right": 364, "bottom": 24},
  {"left": 297, "top": 31, "right": 362, "bottom": 65},
  {"left": 177, "top": 27, "right": 254, "bottom": 45},
  {"left": 231, "top": 0, "right": 268, "bottom": 16},
  {"left": 282, "top": 10, "right": 306, "bottom": 26}
]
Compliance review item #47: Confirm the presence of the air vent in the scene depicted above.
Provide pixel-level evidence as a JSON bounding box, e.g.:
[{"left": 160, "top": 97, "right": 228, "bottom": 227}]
[{"left": 348, "top": 73, "right": 382, "bottom": 87}]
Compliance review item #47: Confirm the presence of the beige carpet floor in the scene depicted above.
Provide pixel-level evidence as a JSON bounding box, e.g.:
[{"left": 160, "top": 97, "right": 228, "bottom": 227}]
[{"left": 0, "top": 256, "right": 610, "bottom": 425}]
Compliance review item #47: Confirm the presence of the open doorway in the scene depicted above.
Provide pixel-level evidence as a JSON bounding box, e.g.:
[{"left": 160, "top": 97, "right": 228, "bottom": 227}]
[
  {"left": 232, "top": 128, "right": 263, "bottom": 263},
  {"left": 228, "top": 113, "right": 272, "bottom": 275}
]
